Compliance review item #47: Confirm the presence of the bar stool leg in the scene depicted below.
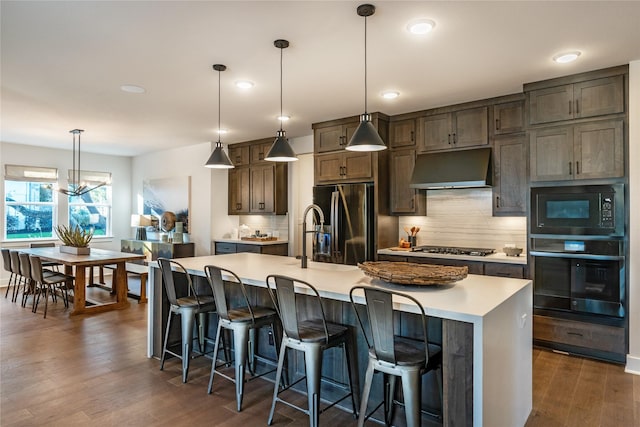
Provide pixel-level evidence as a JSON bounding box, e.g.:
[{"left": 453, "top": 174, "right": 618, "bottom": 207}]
[
  {"left": 384, "top": 374, "right": 397, "bottom": 425},
  {"left": 268, "top": 340, "right": 288, "bottom": 425},
  {"left": 304, "top": 345, "right": 323, "bottom": 427},
  {"left": 207, "top": 322, "right": 225, "bottom": 394},
  {"left": 357, "top": 361, "right": 375, "bottom": 427},
  {"left": 344, "top": 333, "right": 360, "bottom": 416},
  {"left": 401, "top": 370, "right": 421, "bottom": 427},
  {"left": 181, "top": 307, "right": 197, "bottom": 383},
  {"left": 160, "top": 310, "right": 174, "bottom": 371},
  {"left": 233, "top": 325, "right": 250, "bottom": 411}
]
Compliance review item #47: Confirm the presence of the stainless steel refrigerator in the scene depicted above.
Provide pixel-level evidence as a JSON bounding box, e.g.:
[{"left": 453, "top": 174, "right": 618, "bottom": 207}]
[{"left": 312, "top": 183, "right": 374, "bottom": 265}]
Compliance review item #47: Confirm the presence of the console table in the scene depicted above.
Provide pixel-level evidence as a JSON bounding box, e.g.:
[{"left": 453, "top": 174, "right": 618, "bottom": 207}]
[{"left": 120, "top": 239, "right": 195, "bottom": 262}]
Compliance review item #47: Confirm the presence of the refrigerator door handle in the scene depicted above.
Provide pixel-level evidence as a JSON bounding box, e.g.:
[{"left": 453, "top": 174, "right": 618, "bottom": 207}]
[{"left": 331, "top": 190, "right": 339, "bottom": 259}]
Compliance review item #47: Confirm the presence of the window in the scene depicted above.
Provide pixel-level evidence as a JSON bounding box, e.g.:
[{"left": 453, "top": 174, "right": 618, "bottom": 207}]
[
  {"left": 67, "top": 170, "right": 112, "bottom": 237},
  {"left": 4, "top": 165, "right": 58, "bottom": 240}
]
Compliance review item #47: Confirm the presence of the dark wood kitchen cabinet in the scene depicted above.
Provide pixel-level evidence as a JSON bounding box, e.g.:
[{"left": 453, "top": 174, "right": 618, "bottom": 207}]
[
  {"left": 389, "top": 118, "right": 416, "bottom": 148},
  {"left": 389, "top": 148, "right": 425, "bottom": 215},
  {"left": 315, "top": 151, "right": 373, "bottom": 184},
  {"left": 228, "top": 144, "right": 250, "bottom": 166},
  {"left": 528, "top": 75, "right": 624, "bottom": 125},
  {"left": 493, "top": 133, "right": 527, "bottom": 216},
  {"left": 530, "top": 119, "right": 623, "bottom": 182},
  {"left": 417, "top": 106, "right": 488, "bottom": 152},
  {"left": 228, "top": 166, "right": 250, "bottom": 214},
  {"left": 493, "top": 101, "right": 524, "bottom": 135},
  {"left": 313, "top": 122, "right": 359, "bottom": 153},
  {"left": 226, "top": 137, "right": 287, "bottom": 215},
  {"left": 214, "top": 240, "right": 288, "bottom": 256}
]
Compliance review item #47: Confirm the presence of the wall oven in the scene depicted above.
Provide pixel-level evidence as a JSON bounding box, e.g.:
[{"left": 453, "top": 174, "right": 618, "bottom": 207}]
[
  {"left": 531, "top": 238, "right": 625, "bottom": 318},
  {"left": 531, "top": 184, "right": 624, "bottom": 237}
]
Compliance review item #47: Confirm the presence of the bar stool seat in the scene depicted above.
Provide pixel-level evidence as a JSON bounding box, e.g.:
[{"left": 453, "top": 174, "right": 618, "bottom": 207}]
[
  {"left": 266, "top": 274, "right": 359, "bottom": 427},
  {"left": 158, "top": 257, "right": 217, "bottom": 383},
  {"left": 205, "top": 265, "right": 280, "bottom": 412}
]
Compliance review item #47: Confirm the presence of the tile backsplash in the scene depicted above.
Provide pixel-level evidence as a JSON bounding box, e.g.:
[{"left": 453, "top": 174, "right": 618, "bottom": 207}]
[
  {"left": 236, "top": 215, "right": 289, "bottom": 241},
  {"left": 398, "top": 188, "right": 527, "bottom": 251}
]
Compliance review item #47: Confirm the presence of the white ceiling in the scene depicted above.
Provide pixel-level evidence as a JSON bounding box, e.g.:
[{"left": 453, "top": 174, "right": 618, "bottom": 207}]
[{"left": 2, "top": 1, "right": 640, "bottom": 157}]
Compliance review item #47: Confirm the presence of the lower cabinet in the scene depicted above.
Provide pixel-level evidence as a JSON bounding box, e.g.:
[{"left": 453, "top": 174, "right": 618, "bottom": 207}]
[
  {"left": 213, "top": 241, "right": 288, "bottom": 256},
  {"left": 533, "top": 315, "right": 625, "bottom": 356}
]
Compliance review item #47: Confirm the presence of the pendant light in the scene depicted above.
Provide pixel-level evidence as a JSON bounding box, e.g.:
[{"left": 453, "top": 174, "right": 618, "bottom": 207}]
[
  {"left": 59, "top": 129, "right": 109, "bottom": 196},
  {"left": 265, "top": 39, "right": 298, "bottom": 162},
  {"left": 346, "top": 4, "right": 387, "bottom": 152},
  {"left": 205, "top": 64, "right": 234, "bottom": 169}
]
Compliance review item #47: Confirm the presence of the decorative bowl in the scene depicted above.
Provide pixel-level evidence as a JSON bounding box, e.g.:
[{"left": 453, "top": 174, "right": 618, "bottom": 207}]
[{"left": 503, "top": 247, "right": 523, "bottom": 257}]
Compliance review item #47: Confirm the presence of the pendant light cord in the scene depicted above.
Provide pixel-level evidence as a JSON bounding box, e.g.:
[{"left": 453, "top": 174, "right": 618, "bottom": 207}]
[
  {"left": 280, "top": 45, "right": 284, "bottom": 132},
  {"left": 364, "top": 13, "right": 368, "bottom": 114},
  {"left": 217, "top": 67, "right": 222, "bottom": 144}
]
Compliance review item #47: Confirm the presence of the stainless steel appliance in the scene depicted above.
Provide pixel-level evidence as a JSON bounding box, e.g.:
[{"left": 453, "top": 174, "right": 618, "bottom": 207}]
[
  {"left": 530, "top": 238, "right": 625, "bottom": 318},
  {"left": 411, "top": 245, "right": 496, "bottom": 256},
  {"left": 531, "top": 184, "right": 624, "bottom": 236},
  {"left": 312, "top": 183, "right": 373, "bottom": 265}
]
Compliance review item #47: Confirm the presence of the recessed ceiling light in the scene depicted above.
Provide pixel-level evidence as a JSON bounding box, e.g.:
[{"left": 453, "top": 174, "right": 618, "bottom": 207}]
[
  {"left": 407, "top": 19, "right": 436, "bottom": 35},
  {"left": 553, "top": 51, "right": 581, "bottom": 64},
  {"left": 277, "top": 115, "right": 290, "bottom": 122},
  {"left": 235, "top": 80, "right": 254, "bottom": 89},
  {"left": 120, "top": 84, "right": 146, "bottom": 94},
  {"left": 217, "top": 128, "right": 228, "bottom": 135},
  {"left": 381, "top": 91, "right": 400, "bottom": 99}
]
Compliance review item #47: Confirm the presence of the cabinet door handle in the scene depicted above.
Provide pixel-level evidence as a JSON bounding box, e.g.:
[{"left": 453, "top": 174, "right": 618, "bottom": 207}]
[
  {"left": 410, "top": 130, "right": 415, "bottom": 142},
  {"left": 411, "top": 198, "right": 415, "bottom": 209},
  {"left": 452, "top": 133, "right": 457, "bottom": 144},
  {"left": 259, "top": 152, "right": 264, "bottom": 161},
  {"left": 496, "top": 196, "right": 500, "bottom": 208},
  {"left": 448, "top": 133, "right": 452, "bottom": 144},
  {"left": 567, "top": 331, "right": 584, "bottom": 337},
  {"left": 576, "top": 161, "right": 580, "bottom": 175},
  {"left": 575, "top": 99, "right": 579, "bottom": 115},
  {"left": 339, "top": 135, "right": 345, "bottom": 146},
  {"left": 569, "top": 100, "right": 572, "bottom": 114},
  {"left": 495, "top": 118, "right": 501, "bottom": 130},
  {"left": 569, "top": 162, "right": 572, "bottom": 175},
  {"left": 236, "top": 203, "right": 241, "bottom": 210}
]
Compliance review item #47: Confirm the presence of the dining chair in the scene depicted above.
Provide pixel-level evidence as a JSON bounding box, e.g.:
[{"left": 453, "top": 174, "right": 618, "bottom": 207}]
[
  {"left": 266, "top": 274, "right": 359, "bottom": 427},
  {"left": 29, "top": 242, "right": 62, "bottom": 271},
  {"left": 2, "top": 249, "right": 18, "bottom": 300},
  {"left": 349, "top": 285, "right": 443, "bottom": 427},
  {"left": 204, "top": 264, "right": 281, "bottom": 411},
  {"left": 8, "top": 251, "right": 25, "bottom": 303},
  {"left": 157, "top": 258, "right": 217, "bottom": 383},
  {"left": 29, "top": 255, "right": 74, "bottom": 318}
]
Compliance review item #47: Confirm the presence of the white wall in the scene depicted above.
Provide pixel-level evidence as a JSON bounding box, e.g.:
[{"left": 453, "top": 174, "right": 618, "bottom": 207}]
[
  {"left": 0, "top": 141, "right": 131, "bottom": 285},
  {"left": 626, "top": 60, "right": 640, "bottom": 374}
]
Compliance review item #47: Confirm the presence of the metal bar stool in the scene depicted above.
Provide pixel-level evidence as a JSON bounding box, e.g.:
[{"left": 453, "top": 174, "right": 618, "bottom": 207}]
[
  {"left": 158, "top": 257, "right": 217, "bottom": 383},
  {"left": 29, "top": 255, "right": 74, "bottom": 318},
  {"left": 349, "top": 285, "right": 443, "bottom": 427},
  {"left": 204, "top": 265, "right": 281, "bottom": 411},
  {"left": 266, "top": 274, "right": 359, "bottom": 427}
]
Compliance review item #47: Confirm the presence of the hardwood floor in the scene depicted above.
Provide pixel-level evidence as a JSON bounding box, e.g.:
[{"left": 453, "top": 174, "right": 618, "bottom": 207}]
[{"left": 1, "top": 288, "right": 639, "bottom": 426}]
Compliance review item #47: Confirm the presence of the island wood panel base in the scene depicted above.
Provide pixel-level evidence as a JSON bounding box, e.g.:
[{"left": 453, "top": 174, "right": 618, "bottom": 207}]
[{"left": 443, "top": 319, "right": 474, "bottom": 427}]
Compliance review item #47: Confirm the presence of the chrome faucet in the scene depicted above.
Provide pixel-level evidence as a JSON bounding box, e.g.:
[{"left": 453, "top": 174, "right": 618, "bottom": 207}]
[{"left": 301, "top": 204, "right": 325, "bottom": 268}]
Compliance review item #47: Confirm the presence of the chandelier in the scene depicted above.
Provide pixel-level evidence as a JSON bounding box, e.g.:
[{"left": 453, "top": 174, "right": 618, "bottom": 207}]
[{"left": 59, "top": 129, "right": 109, "bottom": 196}]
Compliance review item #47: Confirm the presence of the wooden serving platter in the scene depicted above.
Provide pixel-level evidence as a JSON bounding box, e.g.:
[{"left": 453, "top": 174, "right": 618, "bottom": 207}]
[{"left": 358, "top": 261, "right": 468, "bottom": 285}]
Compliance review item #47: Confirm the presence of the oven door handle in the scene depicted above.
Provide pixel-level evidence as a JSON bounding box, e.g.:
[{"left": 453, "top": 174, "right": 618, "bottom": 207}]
[{"left": 530, "top": 251, "right": 624, "bottom": 261}]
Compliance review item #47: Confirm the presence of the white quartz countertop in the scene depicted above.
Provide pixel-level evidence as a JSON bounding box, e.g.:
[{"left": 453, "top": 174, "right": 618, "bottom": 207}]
[
  {"left": 170, "top": 253, "right": 531, "bottom": 324},
  {"left": 214, "top": 238, "right": 288, "bottom": 246},
  {"left": 377, "top": 248, "right": 528, "bottom": 265}
]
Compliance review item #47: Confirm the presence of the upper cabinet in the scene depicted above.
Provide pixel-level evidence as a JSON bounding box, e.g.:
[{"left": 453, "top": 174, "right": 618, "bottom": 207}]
[
  {"left": 226, "top": 138, "right": 288, "bottom": 215},
  {"left": 493, "top": 101, "right": 525, "bottom": 135},
  {"left": 314, "top": 151, "right": 373, "bottom": 184},
  {"left": 389, "top": 119, "right": 416, "bottom": 148},
  {"left": 417, "top": 106, "right": 488, "bottom": 152},
  {"left": 389, "top": 148, "right": 425, "bottom": 215},
  {"left": 314, "top": 122, "right": 359, "bottom": 153},
  {"left": 493, "top": 134, "right": 527, "bottom": 216},
  {"left": 528, "top": 75, "right": 624, "bottom": 125},
  {"left": 530, "top": 119, "right": 624, "bottom": 182}
]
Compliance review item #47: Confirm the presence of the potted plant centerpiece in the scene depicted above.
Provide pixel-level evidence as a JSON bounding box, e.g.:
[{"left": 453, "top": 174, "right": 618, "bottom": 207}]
[{"left": 55, "top": 224, "right": 93, "bottom": 255}]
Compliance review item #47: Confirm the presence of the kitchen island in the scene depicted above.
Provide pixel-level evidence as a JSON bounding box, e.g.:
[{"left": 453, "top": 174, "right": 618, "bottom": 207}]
[{"left": 147, "top": 253, "right": 531, "bottom": 427}]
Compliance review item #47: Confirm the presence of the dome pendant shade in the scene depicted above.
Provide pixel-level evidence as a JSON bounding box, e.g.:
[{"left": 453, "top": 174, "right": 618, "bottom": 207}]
[
  {"left": 265, "top": 130, "right": 297, "bottom": 161},
  {"left": 346, "top": 113, "right": 386, "bottom": 151},
  {"left": 205, "top": 141, "right": 234, "bottom": 169}
]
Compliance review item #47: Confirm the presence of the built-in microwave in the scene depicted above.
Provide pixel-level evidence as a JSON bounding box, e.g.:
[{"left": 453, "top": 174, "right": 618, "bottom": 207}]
[{"left": 531, "top": 184, "right": 624, "bottom": 236}]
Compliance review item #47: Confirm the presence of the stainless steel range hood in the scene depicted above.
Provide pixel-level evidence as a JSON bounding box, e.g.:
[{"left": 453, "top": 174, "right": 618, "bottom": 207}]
[{"left": 410, "top": 147, "right": 492, "bottom": 189}]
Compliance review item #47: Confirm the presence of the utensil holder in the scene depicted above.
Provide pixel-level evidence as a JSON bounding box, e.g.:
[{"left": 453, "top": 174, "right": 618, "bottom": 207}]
[{"left": 409, "top": 236, "right": 417, "bottom": 248}]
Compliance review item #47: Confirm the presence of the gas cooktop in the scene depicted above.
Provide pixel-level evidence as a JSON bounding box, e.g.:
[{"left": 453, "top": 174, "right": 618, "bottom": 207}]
[{"left": 411, "top": 246, "right": 496, "bottom": 256}]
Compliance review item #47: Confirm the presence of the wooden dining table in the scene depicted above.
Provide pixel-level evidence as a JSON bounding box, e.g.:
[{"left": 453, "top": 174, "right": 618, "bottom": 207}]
[{"left": 20, "top": 247, "right": 146, "bottom": 315}]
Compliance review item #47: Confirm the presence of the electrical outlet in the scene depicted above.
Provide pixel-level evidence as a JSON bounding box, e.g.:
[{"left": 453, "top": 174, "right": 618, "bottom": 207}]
[{"left": 268, "top": 330, "right": 274, "bottom": 345}]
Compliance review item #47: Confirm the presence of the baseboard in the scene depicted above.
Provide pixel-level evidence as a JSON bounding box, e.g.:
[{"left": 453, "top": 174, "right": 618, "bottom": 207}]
[{"left": 625, "top": 354, "right": 640, "bottom": 375}]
